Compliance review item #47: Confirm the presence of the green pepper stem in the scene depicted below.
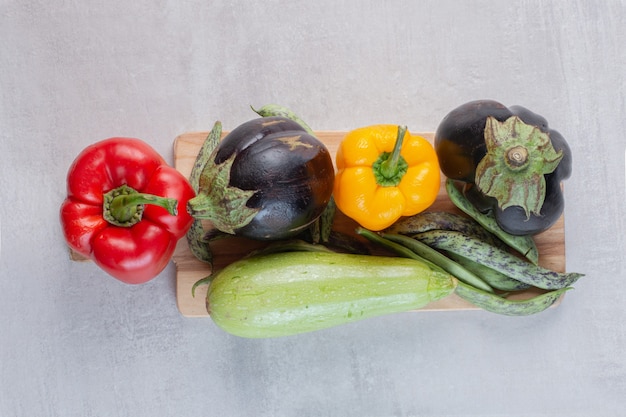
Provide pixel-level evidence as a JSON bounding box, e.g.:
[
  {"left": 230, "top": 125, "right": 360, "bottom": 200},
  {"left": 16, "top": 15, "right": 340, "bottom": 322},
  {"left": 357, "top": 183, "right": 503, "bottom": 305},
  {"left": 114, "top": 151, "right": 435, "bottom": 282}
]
[
  {"left": 103, "top": 184, "right": 178, "bottom": 227},
  {"left": 373, "top": 126, "right": 409, "bottom": 187},
  {"left": 379, "top": 125, "right": 407, "bottom": 179}
]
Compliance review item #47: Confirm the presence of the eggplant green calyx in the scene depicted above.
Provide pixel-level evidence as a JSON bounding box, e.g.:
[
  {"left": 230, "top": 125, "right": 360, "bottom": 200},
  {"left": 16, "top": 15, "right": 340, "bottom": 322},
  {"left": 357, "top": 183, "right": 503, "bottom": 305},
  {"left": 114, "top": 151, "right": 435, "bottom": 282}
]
[
  {"left": 103, "top": 184, "right": 178, "bottom": 227},
  {"left": 186, "top": 152, "right": 259, "bottom": 234},
  {"left": 373, "top": 125, "right": 409, "bottom": 187},
  {"left": 475, "top": 116, "right": 564, "bottom": 218}
]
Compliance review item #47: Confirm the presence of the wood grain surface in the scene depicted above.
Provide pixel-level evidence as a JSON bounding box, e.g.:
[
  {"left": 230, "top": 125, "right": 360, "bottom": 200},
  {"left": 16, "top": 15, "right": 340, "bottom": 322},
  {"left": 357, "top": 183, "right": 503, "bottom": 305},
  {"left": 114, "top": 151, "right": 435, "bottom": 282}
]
[{"left": 172, "top": 131, "right": 566, "bottom": 317}]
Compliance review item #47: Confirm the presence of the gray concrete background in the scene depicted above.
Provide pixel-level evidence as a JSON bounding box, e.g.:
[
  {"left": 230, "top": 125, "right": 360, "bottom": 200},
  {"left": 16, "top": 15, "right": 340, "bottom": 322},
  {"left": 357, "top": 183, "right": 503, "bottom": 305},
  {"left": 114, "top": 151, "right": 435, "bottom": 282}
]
[{"left": 1, "top": 1, "right": 624, "bottom": 416}]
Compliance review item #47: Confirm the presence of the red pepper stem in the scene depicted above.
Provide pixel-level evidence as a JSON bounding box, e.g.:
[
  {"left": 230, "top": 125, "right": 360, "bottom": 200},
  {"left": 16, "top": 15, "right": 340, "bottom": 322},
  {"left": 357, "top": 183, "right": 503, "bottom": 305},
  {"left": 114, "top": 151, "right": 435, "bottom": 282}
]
[
  {"left": 380, "top": 125, "right": 407, "bottom": 179},
  {"left": 103, "top": 184, "right": 178, "bottom": 227}
]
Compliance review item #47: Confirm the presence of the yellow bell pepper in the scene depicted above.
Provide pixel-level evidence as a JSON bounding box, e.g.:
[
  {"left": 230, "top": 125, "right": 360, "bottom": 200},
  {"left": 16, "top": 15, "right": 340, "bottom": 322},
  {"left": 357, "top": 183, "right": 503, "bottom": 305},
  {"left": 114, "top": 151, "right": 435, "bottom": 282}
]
[{"left": 334, "top": 125, "right": 440, "bottom": 231}]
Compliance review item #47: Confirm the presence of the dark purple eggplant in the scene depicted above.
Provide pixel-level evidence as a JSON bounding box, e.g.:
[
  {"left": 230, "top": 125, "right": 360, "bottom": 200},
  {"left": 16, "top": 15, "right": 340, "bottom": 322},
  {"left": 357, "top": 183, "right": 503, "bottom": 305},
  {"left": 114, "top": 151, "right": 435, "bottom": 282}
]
[
  {"left": 434, "top": 100, "right": 572, "bottom": 236},
  {"left": 187, "top": 116, "right": 334, "bottom": 240}
]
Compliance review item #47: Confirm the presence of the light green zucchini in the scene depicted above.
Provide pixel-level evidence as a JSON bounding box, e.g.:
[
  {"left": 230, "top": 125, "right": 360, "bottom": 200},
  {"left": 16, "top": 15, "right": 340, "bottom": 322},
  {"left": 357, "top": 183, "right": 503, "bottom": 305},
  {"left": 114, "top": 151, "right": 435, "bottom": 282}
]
[{"left": 207, "top": 251, "right": 456, "bottom": 338}]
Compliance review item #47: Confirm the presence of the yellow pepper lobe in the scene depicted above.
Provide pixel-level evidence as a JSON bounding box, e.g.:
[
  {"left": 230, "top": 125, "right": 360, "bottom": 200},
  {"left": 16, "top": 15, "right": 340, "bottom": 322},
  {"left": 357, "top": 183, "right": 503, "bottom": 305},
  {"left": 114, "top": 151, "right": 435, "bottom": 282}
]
[
  {"left": 336, "top": 129, "right": 381, "bottom": 167},
  {"left": 399, "top": 163, "right": 441, "bottom": 215}
]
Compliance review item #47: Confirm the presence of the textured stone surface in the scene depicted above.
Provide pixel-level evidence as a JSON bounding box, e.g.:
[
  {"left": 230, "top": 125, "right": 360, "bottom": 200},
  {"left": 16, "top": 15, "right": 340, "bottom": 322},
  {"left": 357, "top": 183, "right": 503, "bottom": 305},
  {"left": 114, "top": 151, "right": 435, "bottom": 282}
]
[{"left": 1, "top": 1, "right": 624, "bottom": 416}]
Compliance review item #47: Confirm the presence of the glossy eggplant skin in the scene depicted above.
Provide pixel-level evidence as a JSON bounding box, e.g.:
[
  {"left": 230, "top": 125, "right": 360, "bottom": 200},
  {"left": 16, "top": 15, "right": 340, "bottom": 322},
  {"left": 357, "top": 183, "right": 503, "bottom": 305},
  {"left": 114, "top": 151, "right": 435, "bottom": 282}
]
[
  {"left": 214, "top": 116, "right": 334, "bottom": 240},
  {"left": 434, "top": 100, "right": 572, "bottom": 236},
  {"left": 434, "top": 100, "right": 514, "bottom": 183}
]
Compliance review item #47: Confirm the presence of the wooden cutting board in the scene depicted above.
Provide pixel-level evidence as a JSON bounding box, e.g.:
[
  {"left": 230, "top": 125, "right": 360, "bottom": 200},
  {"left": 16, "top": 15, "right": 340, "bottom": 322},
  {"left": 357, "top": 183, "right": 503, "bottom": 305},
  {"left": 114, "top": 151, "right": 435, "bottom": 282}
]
[{"left": 172, "top": 130, "right": 566, "bottom": 317}]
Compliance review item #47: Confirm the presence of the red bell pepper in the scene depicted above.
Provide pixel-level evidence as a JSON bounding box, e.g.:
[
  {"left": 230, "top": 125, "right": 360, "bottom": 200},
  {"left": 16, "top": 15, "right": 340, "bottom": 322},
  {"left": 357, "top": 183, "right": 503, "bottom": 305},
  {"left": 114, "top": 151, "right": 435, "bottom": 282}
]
[{"left": 60, "top": 137, "right": 195, "bottom": 284}]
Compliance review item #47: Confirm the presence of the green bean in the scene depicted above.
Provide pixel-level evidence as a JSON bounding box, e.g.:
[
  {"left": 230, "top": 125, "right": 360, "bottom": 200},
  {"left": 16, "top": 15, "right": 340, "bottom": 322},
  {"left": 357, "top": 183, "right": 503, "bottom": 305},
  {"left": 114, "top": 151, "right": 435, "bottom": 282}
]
[
  {"left": 356, "top": 228, "right": 444, "bottom": 272},
  {"left": 305, "top": 197, "right": 336, "bottom": 244},
  {"left": 186, "top": 121, "right": 222, "bottom": 264},
  {"left": 444, "top": 251, "right": 531, "bottom": 292},
  {"left": 326, "top": 231, "right": 371, "bottom": 255},
  {"left": 455, "top": 281, "right": 571, "bottom": 316},
  {"left": 379, "top": 232, "right": 494, "bottom": 293},
  {"left": 415, "top": 230, "right": 583, "bottom": 290},
  {"left": 358, "top": 228, "right": 494, "bottom": 293},
  {"left": 186, "top": 220, "right": 212, "bottom": 264},
  {"left": 385, "top": 211, "right": 504, "bottom": 248},
  {"left": 445, "top": 179, "right": 539, "bottom": 264},
  {"left": 385, "top": 222, "right": 528, "bottom": 291},
  {"left": 189, "top": 121, "right": 222, "bottom": 192},
  {"left": 319, "top": 197, "right": 336, "bottom": 242},
  {"left": 251, "top": 104, "right": 315, "bottom": 135}
]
